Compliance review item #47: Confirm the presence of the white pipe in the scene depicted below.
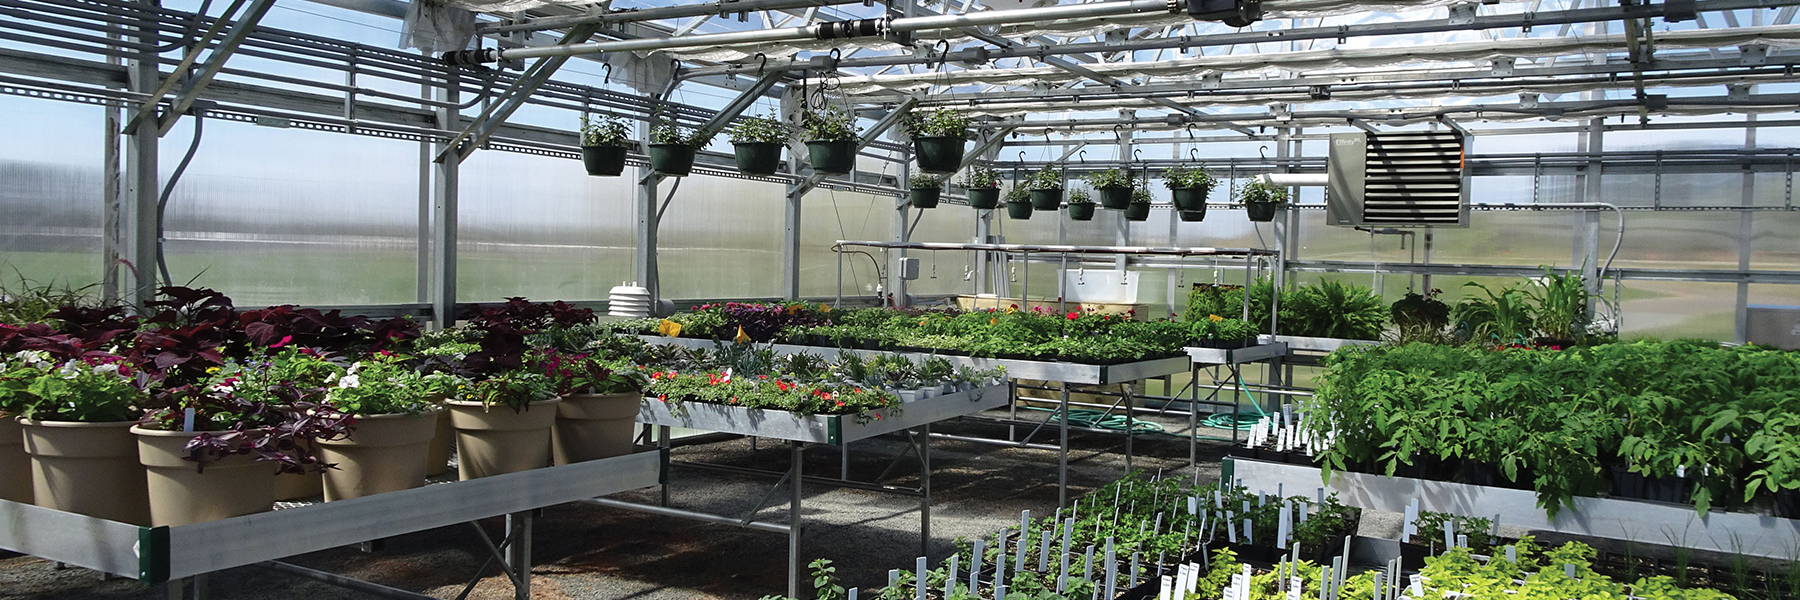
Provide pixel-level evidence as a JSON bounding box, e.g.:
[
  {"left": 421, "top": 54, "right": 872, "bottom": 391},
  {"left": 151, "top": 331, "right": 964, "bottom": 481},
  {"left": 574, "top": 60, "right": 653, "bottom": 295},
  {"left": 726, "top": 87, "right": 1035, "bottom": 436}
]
[
  {"left": 891, "top": 0, "right": 1171, "bottom": 31},
  {"left": 1255, "top": 173, "right": 1329, "bottom": 186}
]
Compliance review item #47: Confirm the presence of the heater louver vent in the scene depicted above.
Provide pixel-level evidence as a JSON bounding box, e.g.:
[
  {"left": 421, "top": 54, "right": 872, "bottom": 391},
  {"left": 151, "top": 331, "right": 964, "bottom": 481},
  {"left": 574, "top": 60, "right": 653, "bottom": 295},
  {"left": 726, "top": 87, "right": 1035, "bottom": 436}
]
[{"left": 1326, "top": 131, "right": 1470, "bottom": 228}]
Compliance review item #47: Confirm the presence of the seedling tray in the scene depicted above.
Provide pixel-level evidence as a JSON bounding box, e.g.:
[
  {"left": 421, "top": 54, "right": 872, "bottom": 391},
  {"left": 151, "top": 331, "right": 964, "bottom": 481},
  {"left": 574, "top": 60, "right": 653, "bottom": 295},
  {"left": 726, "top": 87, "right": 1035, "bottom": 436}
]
[
  {"left": 638, "top": 336, "right": 1191, "bottom": 384},
  {"left": 637, "top": 384, "right": 1009, "bottom": 445}
]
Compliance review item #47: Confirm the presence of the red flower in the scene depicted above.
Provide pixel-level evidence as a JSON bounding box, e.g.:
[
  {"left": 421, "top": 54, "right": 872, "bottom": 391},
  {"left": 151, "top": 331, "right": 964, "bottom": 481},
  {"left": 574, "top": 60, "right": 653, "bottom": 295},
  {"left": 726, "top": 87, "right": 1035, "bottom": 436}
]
[
  {"left": 836, "top": 401, "right": 846, "bottom": 407},
  {"left": 270, "top": 335, "right": 293, "bottom": 348},
  {"left": 1066, "top": 312, "right": 1078, "bottom": 320},
  {"left": 657, "top": 394, "right": 667, "bottom": 402}
]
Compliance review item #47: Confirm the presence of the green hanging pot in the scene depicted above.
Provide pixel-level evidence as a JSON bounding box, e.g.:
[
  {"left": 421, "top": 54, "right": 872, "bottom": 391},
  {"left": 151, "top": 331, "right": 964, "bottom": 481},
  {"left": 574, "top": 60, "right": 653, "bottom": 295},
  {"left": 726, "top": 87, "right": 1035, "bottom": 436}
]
[
  {"left": 910, "top": 187, "right": 941, "bottom": 209},
  {"left": 1067, "top": 203, "right": 1096, "bottom": 221},
  {"left": 1172, "top": 187, "right": 1211, "bottom": 211},
  {"left": 1124, "top": 202, "right": 1151, "bottom": 222},
  {"left": 580, "top": 145, "right": 627, "bottom": 177},
  {"left": 1246, "top": 202, "right": 1282, "bottom": 222},
  {"left": 732, "top": 142, "right": 783, "bottom": 176},
  {"left": 1097, "top": 187, "right": 1133, "bottom": 209},
  {"left": 966, "top": 188, "right": 1001, "bottom": 210},
  {"left": 914, "top": 136, "right": 968, "bottom": 174},
  {"left": 1178, "top": 210, "right": 1207, "bottom": 222},
  {"left": 1005, "top": 200, "right": 1034, "bottom": 220},
  {"left": 1029, "top": 189, "right": 1063, "bottom": 210},
  {"left": 806, "top": 140, "right": 856, "bottom": 175},
  {"left": 648, "top": 144, "right": 697, "bottom": 177}
]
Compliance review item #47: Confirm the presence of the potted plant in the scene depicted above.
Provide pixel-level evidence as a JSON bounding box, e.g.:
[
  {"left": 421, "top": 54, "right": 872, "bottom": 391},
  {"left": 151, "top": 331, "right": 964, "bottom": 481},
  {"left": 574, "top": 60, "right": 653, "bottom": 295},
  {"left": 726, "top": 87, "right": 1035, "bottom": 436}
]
[
  {"left": 0, "top": 351, "right": 37, "bottom": 503},
  {"left": 1004, "top": 186, "right": 1034, "bottom": 220},
  {"left": 446, "top": 370, "right": 560, "bottom": 480},
  {"left": 1066, "top": 188, "right": 1096, "bottom": 221},
  {"left": 11, "top": 353, "right": 151, "bottom": 524},
  {"left": 1085, "top": 167, "right": 1135, "bottom": 209},
  {"left": 1178, "top": 210, "right": 1207, "bottom": 222},
  {"left": 904, "top": 109, "right": 971, "bottom": 174},
  {"left": 315, "top": 355, "right": 442, "bottom": 501},
  {"left": 958, "top": 165, "right": 1002, "bottom": 209},
  {"left": 909, "top": 173, "right": 943, "bottom": 209},
  {"left": 1026, "top": 165, "right": 1064, "bottom": 209},
  {"left": 541, "top": 351, "right": 648, "bottom": 465},
  {"left": 132, "top": 373, "right": 351, "bottom": 526},
  {"left": 1239, "top": 179, "right": 1288, "bottom": 222},
  {"left": 648, "top": 113, "right": 709, "bottom": 177},
  {"left": 1165, "top": 164, "right": 1216, "bottom": 215},
  {"left": 1124, "top": 188, "right": 1153, "bottom": 221},
  {"left": 802, "top": 108, "right": 859, "bottom": 175},
  {"left": 578, "top": 113, "right": 632, "bottom": 177},
  {"left": 728, "top": 112, "right": 789, "bottom": 176}
]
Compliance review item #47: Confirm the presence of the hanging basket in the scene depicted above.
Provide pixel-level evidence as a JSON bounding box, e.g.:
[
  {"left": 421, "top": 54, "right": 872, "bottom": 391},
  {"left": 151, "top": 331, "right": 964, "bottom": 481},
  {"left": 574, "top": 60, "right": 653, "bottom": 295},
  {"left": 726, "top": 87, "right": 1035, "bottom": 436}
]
[
  {"left": 966, "top": 188, "right": 1001, "bottom": 210},
  {"left": 1172, "top": 187, "right": 1211, "bottom": 211},
  {"left": 1098, "top": 187, "right": 1133, "bottom": 209},
  {"left": 648, "top": 144, "right": 697, "bottom": 176},
  {"left": 914, "top": 136, "right": 967, "bottom": 174},
  {"left": 806, "top": 140, "right": 856, "bottom": 174},
  {"left": 1178, "top": 210, "right": 1207, "bottom": 222},
  {"left": 732, "top": 142, "right": 783, "bottom": 176},
  {"left": 1067, "top": 203, "right": 1096, "bottom": 221},
  {"left": 1124, "top": 202, "right": 1151, "bottom": 222},
  {"left": 580, "top": 145, "right": 627, "bottom": 177},
  {"left": 1029, "top": 189, "right": 1063, "bottom": 210},
  {"left": 1246, "top": 202, "right": 1282, "bottom": 222},
  {"left": 1005, "top": 200, "right": 1034, "bottom": 220},
  {"left": 910, "top": 187, "right": 941, "bottom": 209}
]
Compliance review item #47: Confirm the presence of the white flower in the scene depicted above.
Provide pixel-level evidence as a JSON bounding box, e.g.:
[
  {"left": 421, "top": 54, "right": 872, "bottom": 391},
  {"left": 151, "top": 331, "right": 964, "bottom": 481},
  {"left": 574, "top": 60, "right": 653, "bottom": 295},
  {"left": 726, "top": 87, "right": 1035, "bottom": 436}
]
[
  {"left": 338, "top": 374, "right": 360, "bottom": 389},
  {"left": 325, "top": 372, "right": 339, "bottom": 384},
  {"left": 94, "top": 363, "right": 120, "bottom": 375},
  {"left": 348, "top": 362, "right": 363, "bottom": 375},
  {"left": 57, "top": 361, "right": 81, "bottom": 378}
]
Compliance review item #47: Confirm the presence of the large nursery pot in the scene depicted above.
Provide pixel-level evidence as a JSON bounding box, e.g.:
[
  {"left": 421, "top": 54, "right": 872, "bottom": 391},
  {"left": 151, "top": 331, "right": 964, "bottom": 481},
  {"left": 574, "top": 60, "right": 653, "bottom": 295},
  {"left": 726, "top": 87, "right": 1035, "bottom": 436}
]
[
  {"left": 913, "top": 136, "right": 966, "bottom": 173},
  {"left": 317, "top": 410, "right": 441, "bottom": 501},
  {"left": 1124, "top": 202, "right": 1151, "bottom": 222},
  {"left": 448, "top": 399, "right": 560, "bottom": 480},
  {"left": 553, "top": 393, "right": 641, "bottom": 465},
  {"left": 1246, "top": 202, "right": 1281, "bottom": 222},
  {"left": 0, "top": 416, "right": 29, "bottom": 503},
  {"left": 1097, "top": 187, "right": 1133, "bottom": 209},
  {"left": 1177, "top": 209, "right": 1207, "bottom": 222},
  {"left": 966, "top": 188, "right": 1001, "bottom": 210},
  {"left": 1067, "top": 203, "right": 1096, "bottom": 221},
  {"left": 580, "top": 144, "right": 627, "bottom": 177},
  {"left": 1029, "top": 188, "right": 1064, "bottom": 210},
  {"left": 733, "top": 142, "right": 783, "bottom": 176},
  {"left": 425, "top": 408, "right": 453, "bottom": 477},
  {"left": 648, "top": 144, "right": 697, "bottom": 176},
  {"left": 806, "top": 140, "right": 855, "bottom": 174},
  {"left": 1172, "top": 187, "right": 1209, "bottom": 211},
  {"left": 910, "top": 187, "right": 941, "bottom": 209},
  {"left": 19, "top": 419, "right": 149, "bottom": 524},
  {"left": 1005, "top": 200, "right": 1034, "bottom": 220},
  {"left": 132, "top": 426, "right": 275, "bottom": 527}
]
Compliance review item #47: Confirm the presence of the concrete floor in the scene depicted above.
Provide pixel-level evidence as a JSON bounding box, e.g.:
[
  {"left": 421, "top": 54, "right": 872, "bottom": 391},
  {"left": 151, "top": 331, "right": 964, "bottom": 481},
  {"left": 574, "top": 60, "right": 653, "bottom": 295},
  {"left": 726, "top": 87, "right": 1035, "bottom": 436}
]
[{"left": 0, "top": 416, "right": 1236, "bottom": 600}]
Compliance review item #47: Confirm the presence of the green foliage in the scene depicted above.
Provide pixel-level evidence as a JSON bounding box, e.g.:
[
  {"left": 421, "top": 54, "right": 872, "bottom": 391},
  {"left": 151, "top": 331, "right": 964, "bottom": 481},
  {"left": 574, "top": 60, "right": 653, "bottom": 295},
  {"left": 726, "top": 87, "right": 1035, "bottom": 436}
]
[
  {"left": 958, "top": 164, "right": 1001, "bottom": 189},
  {"left": 1452, "top": 281, "right": 1537, "bottom": 345},
  {"left": 1066, "top": 188, "right": 1092, "bottom": 204},
  {"left": 1163, "top": 164, "right": 1217, "bottom": 191},
  {"left": 1410, "top": 510, "right": 1494, "bottom": 552},
  {"left": 327, "top": 354, "right": 438, "bottom": 416},
  {"left": 1238, "top": 180, "right": 1288, "bottom": 205},
  {"left": 910, "top": 173, "right": 943, "bottom": 189},
  {"left": 466, "top": 370, "right": 557, "bottom": 412},
  {"left": 1129, "top": 188, "right": 1153, "bottom": 204},
  {"left": 1025, "top": 165, "right": 1064, "bottom": 191},
  {"left": 1389, "top": 288, "right": 1451, "bottom": 342},
  {"left": 1282, "top": 279, "right": 1387, "bottom": 340},
  {"left": 649, "top": 111, "right": 711, "bottom": 147},
  {"left": 4, "top": 352, "right": 144, "bottom": 422},
  {"left": 1005, "top": 186, "right": 1031, "bottom": 203},
  {"left": 802, "top": 108, "right": 858, "bottom": 142},
  {"left": 1083, "top": 167, "right": 1134, "bottom": 189},
  {"left": 729, "top": 113, "right": 791, "bottom": 145},
  {"left": 903, "top": 109, "right": 972, "bottom": 140},
  {"left": 811, "top": 558, "right": 846, "bottom": 600},
  {"left": 0, "top": 278, "right": 100, "bottom": 325},
  {"left": 579, "top": 113, "right": 631, "bottom": 147}
]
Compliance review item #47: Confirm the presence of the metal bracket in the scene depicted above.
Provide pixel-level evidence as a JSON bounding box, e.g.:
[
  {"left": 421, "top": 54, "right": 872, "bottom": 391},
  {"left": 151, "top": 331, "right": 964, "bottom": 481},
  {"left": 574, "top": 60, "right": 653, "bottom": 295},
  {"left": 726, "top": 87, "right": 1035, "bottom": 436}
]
[
  {"left": 1518, "top": 93, "right": 1539, "bottom": 109},
  {"left": 1201, "top": 72, "right": 1222, "bottom": 90},
  {"left": 1448, "top": 2, "right": 1477, "bottom": 25},
  {"left": 1489, "top": 58, "right": 1514, "bottom": 77},
  {"left": 1741, "top": 44, "right": 1770, "bottom": 66}
]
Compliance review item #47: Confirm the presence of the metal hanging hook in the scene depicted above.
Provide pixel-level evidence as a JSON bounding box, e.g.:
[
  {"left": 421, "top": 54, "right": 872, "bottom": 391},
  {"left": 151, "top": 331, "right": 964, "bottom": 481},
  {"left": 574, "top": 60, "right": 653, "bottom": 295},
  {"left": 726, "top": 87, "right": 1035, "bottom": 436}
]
[
  {"left": 601, "top": 63, "right": 612, "bottom": 86},
  {"left": 931, "top": 40, "right": 951, "bottom": 70},
  {"left": 1186, "top": 124, "right": 1197, "bottom": 139},
  {"left": 1189, "top": 148, "right": 1201, "bottom": 161},
  {"left": 1078, "top": 150, "right": 1086, "bottom": 163},
  {"left": 1258, "top": 145, "right": 1269, "bottom": 159},
  {"left": 1133, "top": 149, "right": 1143, "bottom": 162},
  {"left": 754, "top": 53, "right": 767, "bottom": 76}
]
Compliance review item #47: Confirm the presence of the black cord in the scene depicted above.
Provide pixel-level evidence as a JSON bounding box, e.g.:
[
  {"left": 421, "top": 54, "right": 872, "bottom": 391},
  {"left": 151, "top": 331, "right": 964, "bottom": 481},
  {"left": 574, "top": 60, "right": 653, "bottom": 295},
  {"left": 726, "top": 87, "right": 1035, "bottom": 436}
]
[{"left": 156, "top": 109, "right": 206, "bottom": 288}]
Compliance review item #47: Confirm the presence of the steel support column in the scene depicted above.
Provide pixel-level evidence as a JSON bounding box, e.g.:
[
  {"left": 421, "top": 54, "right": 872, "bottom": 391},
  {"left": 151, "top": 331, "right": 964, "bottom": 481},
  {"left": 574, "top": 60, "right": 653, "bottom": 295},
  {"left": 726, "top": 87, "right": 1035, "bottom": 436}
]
[
  {"left": 430, "top": 73, "right": 460, "bottom": 330},
  {"left": 121, "top": 0, "right": 161, "bottom": 308}
]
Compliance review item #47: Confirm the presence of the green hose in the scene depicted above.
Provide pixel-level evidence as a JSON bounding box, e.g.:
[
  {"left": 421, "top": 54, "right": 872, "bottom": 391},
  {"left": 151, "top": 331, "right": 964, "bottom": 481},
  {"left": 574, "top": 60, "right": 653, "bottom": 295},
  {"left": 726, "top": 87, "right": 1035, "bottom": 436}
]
[
  {"left": 1017, "top": 374, "right": 1272, "bottom": 435},
  {"left": 1200, "top": 374, "right": 1267, "bottom": 431}
]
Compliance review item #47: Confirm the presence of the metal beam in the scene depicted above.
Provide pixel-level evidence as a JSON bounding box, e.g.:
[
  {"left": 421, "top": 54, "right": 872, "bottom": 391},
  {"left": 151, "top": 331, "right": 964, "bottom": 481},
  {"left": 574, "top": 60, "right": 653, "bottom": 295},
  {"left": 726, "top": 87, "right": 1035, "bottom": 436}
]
[
  {"left": 444, "top": 22, "right": 602, "bottom": 163},
  {"left": 479, "top": 0, "right": 866, "bottom": 35},
  {"left": 130, "top": 0, "right": 278, "bottom": 136}
]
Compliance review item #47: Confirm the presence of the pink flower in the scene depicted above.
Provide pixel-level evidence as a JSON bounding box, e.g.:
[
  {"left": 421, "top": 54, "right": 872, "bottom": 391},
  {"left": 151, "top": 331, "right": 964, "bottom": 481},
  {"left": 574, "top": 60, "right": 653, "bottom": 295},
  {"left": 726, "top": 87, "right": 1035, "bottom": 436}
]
[{"left": 270, "top": 335, "right": 293, "bottom": 348}]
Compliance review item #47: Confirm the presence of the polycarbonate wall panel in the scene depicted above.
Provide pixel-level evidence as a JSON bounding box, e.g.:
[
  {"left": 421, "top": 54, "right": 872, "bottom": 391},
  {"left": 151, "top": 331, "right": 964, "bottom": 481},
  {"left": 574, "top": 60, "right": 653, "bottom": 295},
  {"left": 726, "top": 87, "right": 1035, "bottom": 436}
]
[
  {"left": 1753, "top": 211, "right": 1800, "bottom": 271},
  {"left": 655, "top": 175, "right": 786, "bottom": 300},
  {"left": 457, "top": 151, "right": 632, "bottom": 303},
  {"left": 1597, "top": 211, "right": 1742, "bottom": 272},
  {"left": 1618, "top": 281, "right": 1738, "bottom": 341},
  {"left": 800, "top": 188, "right": 892, "bottom": 300},
  {"left": 160, "top": 119, "right": 418, "bottom": 306},
  {"left": 0, "top": 99, "right": 103, "bottom": 290}
]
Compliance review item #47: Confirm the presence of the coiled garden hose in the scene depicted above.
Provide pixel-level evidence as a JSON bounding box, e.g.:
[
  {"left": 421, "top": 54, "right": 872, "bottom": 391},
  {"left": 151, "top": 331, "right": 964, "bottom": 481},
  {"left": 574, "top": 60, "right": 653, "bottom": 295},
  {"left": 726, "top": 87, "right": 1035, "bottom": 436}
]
[{"left": 1200, "top": 374, "right": 1267, "bottom": 431}]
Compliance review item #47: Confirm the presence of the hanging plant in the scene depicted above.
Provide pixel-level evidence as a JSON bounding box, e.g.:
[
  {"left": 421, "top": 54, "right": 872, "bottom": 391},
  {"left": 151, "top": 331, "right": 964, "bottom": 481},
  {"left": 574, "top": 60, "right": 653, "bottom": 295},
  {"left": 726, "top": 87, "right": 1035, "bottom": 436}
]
[
  {"left": 1164, "top": 164, "right": 1217, "bottom": 212},
  {"left": 909, "top": 173, "right": 943, "bottom": 209},
  {"left": 958, "top": 165, "right": 1001, "bottom": 210},
  {"left": 578, "top": 113, "right": 631, "bottom": 177},
  {"left": 1086, "top": 167, "right": 1135, "bottom": 208},
  {"left": 728, "top": 113, "right": 790, "bottom": 176},
  {"left": 1239, "top": 180, "right": 1289, "bottom": 222},
  {"left": 1124, "top": 188, "right": 1153, "bottom": 221},
  {"left": 1066, "top": 188, "right": 1096, "bottom": 221},
  {"left": 1025, "top": 165, "right": 1064, "bottom": 210},
  {"left": 647, "top": 112, "right": 711, "bottom": 177},
  {"left": 904, "top": 109, "right": 972, "bottom": 174},
  {"left": 1004, "top": 186, "right": 1033, "bottom": 219},
  {"left": 802, "top": 108, "right": 859, "bottom": 175}
]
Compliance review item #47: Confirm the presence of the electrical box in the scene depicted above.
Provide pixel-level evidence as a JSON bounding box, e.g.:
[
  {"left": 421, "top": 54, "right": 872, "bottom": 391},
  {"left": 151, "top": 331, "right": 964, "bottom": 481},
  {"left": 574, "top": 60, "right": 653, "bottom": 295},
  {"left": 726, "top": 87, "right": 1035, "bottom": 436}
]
[
  {"left": 1327, "top": 131, "right": 1470, "bottom": 228},
  {"left": 898, "top": 257, "right": 920, "bottom": 281},
  {"left": 1748, "top": 305, "right": 1800, "bottom": 350}
]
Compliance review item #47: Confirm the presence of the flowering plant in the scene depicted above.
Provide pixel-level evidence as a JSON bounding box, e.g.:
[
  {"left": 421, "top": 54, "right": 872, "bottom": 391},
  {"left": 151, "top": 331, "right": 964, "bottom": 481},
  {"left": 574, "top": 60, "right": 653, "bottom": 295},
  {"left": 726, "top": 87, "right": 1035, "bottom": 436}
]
[
  {"left": 537, "top": 349, "right": 647, "bottom": 396},
  {"left": 466, "top": 370, "right": 558, "bottom": 413},
  {"left": 138, "top": 372, "right": 352, "bottom": 473},
  {"left": 327, "top": 354, "right": 438, "bottom": 416},
  {"left": 2, "top": 351, "right": 145, "bottom": 422}
]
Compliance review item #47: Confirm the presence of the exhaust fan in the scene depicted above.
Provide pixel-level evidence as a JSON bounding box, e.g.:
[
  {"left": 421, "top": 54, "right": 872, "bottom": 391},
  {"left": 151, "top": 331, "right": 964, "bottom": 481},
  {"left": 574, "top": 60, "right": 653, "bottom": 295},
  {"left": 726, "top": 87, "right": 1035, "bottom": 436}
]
[{"left": 1326, "top": 131, "right": 1469, "bottom": 228}]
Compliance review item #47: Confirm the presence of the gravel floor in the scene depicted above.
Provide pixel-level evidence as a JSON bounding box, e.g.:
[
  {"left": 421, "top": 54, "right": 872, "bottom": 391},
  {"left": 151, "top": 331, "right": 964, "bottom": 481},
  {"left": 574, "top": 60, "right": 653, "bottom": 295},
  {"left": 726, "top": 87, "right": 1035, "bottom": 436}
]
[{"left": 0, "top": 414, "right": 1237, "bottom": 600}]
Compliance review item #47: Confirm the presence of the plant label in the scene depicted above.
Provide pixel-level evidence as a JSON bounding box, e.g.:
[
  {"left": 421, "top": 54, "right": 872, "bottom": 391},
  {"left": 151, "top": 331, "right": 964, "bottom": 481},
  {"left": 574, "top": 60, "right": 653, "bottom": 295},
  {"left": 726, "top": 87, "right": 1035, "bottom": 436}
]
[
  {"left": 1017, "top": 512, "right": 1030, "bottom": 572},
  {"left": 1409, "top": 574, "right": 1423, "bottom": 597},
  {"left": 1131, "top": 552, "right": 1141, "bottom": 588},
  {"left": 993, "top": 583, "right": 1005, "bottom": 600},
  {"left": 1225, "top": 511, "right": 1237, "bottom": 543},
  {"left": 1244, "top": 518, "right": 1254, "bottom": 546},
  {"left": 1190, "top": 496, "right": 1199, "bottom": 516},
  {"left": 1277, "top": 500, "right": 1292, "bottom": 549},
  {"left": 889, "top": 569, "right": 900, "bottom": 588},
  {"left": 1105, "top": 538, "right": 1117, "bottom": 599},
  {"left": 1506, "top": 545, "right": 1517, "bottom": 563},
  {"left": 1288, "top": 577, "right": 1304, "bottom": 600},
  {"left": 1565, "top": 563, "right": 1577, "bottom": 579},
  {"left": 917, "top": 557, "right": 928, "bottom": 600},
  {"left": 1159, "top": 575, "right": 1174, "bottom": 600},
  {"left": 1215, "top": 490, "right": 1224, "bottom": 509},
  {"left": 1083, "top": 545, "right": 1095, "bottom": 580},
  {"left": 849, "top": 589, "right": 857, "bottom": 600},
  {"left": 1059, "top": 552, "right": 1070, "bottom": 592},
  {"left": 1041, "top": 528, "right": 1053, "bottom": 571},
  {"left": 995, "top": 544, "right": 1007, "bottom": 591},
  {"left": 947, "top": 555, "right": 959, "bottom": 598},
  {"left": 1445, "top": 519, "right": 1456, "bottom": 549},
  {"left": 971, "top": 538, "right": 984, "bottom": 590}
]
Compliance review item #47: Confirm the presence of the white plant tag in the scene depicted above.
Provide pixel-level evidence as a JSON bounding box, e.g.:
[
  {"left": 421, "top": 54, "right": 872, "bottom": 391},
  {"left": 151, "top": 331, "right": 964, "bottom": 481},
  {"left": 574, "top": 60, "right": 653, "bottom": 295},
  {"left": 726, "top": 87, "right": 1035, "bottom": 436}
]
[
  {"left": 182, "top": 407, "right": 196, "bottom": 432},
  {"left": 916, "top": 557, "right": 928, "bottom": 600},
  {"left": 1159, "top": 575, "right": 1173, "bottom": 600}
]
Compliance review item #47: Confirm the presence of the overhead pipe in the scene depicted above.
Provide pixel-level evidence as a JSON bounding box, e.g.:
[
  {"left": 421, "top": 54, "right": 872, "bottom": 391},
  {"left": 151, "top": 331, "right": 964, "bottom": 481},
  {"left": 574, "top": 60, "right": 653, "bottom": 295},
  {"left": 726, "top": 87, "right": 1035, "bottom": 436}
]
[
  {"left": 479, "top": 0, "right": 872, "bottom": 35},
  {"left": 444, "top": 0, "right": 1199, "bottom": 65}
]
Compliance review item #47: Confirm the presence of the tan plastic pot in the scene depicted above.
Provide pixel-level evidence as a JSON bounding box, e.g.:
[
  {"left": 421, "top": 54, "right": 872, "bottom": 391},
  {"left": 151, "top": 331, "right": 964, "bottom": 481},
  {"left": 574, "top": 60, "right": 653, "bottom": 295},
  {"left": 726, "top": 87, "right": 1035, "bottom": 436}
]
[
  {"left": 317, "top": 410, "right": 440, "bottom": 501},
  {"left": 0, "top": 415, "right": 31, "bottom": 503},
  {"left": 425, "top": 408, "right": 453, "bottom": 477},
  {"left": 553, "top": 393, "right": 640, "bottom": 465},
  {"left": 19, "top": 419, "right": 148, "bottom": 524},
  {"left": 272, "top": 471, "right": 322, "bottom": 501},
  {"left": 447, "top": 399, "right": 558, "bottom": 480},
  {"left": 132, "top": 426, "right": 275, "bottom": 527}
]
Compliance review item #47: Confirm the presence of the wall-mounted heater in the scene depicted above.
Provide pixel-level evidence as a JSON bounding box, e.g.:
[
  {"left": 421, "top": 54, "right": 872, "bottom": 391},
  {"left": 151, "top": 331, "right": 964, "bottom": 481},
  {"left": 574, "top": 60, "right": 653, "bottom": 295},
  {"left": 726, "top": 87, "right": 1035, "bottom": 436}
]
[{"left": 1326, "top": 131, "right": 1470, "bottom": 228}]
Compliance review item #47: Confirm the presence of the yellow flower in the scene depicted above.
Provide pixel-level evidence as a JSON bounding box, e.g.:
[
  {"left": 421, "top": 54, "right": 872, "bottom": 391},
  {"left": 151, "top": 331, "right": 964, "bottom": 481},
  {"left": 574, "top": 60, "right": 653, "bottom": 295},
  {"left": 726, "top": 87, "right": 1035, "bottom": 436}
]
[
  {"left": 206, "top": 367, "right": 221, "bottom": 374},
  {"left": 1005, "top": 307, "right": 1017, "bottom": 315},
  {"left": 734, "top": 325, "right": 752, "bottom": 345},
  {"left": 989, "top": 317, "right": 998, "bottom": 325},
  {"left": 818, "top": 303, "right": 832, "bottom": 313},
  {"left": 657, "top": 319, "right": 684, "bottom": 338},
  {"left": 1208, "top": 314, "right": 1224, "bottom": 323}
]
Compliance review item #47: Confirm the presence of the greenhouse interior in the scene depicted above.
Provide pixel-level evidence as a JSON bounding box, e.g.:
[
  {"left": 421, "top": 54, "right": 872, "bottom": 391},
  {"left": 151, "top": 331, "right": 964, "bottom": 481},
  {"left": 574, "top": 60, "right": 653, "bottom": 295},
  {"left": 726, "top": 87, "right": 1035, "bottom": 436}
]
[{"left": 3, "top": 0, "right": 1800, "bottom": 597}]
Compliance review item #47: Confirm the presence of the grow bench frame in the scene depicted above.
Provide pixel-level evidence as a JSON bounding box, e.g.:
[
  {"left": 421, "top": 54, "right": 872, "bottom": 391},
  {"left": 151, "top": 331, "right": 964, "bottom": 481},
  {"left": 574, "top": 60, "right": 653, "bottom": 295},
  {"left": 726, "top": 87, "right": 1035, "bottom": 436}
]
[
  {"left": 0, "top": 450, "right": 661, "bottom": 600},
  {"left": 635, "top": 335, "right": 1193, "bottom": 510},
  {"left": 619, "top": 382, "right": 1010, "bottom": 599}
]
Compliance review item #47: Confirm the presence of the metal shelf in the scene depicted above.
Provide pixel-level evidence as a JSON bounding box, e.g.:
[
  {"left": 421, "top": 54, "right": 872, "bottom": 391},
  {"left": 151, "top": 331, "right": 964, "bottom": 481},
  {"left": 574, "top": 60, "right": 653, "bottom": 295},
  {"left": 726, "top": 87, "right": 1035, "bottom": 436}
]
[
  {"left": 637, "top": 336, "right": 1192, "bottom": 385},
  {"left": 637, "top": 384, "right": 1009, "bottom": 445},
  {"left": 1184, "top": 342, "right": 1289, "bottom": 365}
]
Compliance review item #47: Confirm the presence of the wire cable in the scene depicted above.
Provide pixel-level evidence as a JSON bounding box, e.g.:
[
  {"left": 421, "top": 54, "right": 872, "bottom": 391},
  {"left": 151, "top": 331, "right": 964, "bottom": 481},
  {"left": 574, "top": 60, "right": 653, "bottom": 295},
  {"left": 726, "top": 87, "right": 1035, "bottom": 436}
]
[{"left": 156, "top": 108, "right": 206, "bottom": 288}]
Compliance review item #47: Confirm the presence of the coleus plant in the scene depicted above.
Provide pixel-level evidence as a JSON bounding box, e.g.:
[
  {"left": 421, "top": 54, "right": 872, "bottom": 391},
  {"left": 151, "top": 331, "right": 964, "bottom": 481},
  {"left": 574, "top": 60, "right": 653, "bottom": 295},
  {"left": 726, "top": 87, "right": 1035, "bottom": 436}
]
[
  {"left": 536, "top": 349, "right": 648, "bottom": 396},
  {"left": 139, "top": 367, "right": 353, "bottom": 473}
]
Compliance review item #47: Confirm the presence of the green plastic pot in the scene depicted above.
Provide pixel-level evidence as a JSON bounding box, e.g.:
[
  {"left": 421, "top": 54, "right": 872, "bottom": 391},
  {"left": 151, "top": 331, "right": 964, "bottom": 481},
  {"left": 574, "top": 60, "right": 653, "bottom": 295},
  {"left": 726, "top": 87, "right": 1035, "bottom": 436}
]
[
  {"left": 648, "top": 144, "right": 697, "bottom": 176},
  {"left": 1246, "top": 202, "right": 1282, "bottom": 222},
  {"left": 1067, "top": 203, "right": 1096, "bottom": 221},
  {"left": 914, "top": 136, "right": 967, "bottom": 174},
  {"left": 1098, "top": 187, "right": 1133, "bottom": 209},
  {"left": 732, "top": 142, "right": 782, "bottom": 176},
  {"left": 1029, "top": 189, "right": 1063, "bottom": 210},
  {"left": 580, "top": 145, "right": 627, "bottom": 177},
  {"left": 1177, "top": 210, "right": 1207, "bottom": 222},
  {"left": 1005, "top": 200, "right": 1034, "bottom": 220},
  {"left": 1172, "top": 187, "right": 1210, "bottom": 211},
  {"left": 1124, "top": 202, "right": 1151, "bottom": 221},
  {"left": 910, "top": 187, "right": 941, "bottom": 209},
  {"left": 967, "top": 188, "right": 1001, "bottom": 210},
  {"left": 806, "top": 140, "right": 855, "bottom": 174}
]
